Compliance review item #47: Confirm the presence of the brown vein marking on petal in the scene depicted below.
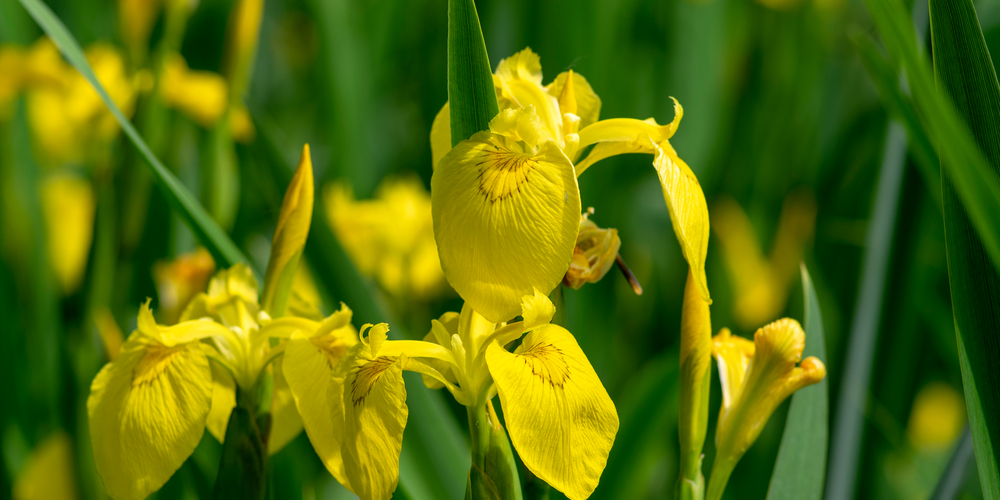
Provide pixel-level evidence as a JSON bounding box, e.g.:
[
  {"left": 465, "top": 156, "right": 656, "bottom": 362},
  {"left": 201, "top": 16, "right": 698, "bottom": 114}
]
[
  {"left": 519, "top": 342, "right": 570, "bottom": 388},
  {"left": 351, "top": 356, "right": 397, "bottom": 406},
  {"left": 311, "top": 335, "right": 352, "bottom": 369},
  {"left": 476, "top": 149, "right": 536, "bottom": 203},
  {"left": 132, "top": 344, "right": 187, "bottom": 387}
]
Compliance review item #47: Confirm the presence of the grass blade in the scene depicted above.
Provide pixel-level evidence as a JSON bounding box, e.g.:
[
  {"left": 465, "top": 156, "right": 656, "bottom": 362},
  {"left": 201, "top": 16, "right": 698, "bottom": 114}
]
[
  {"left": 765, "top": 265, "right": 829, "bottom": 500},
  {"left": 448, "top": 0, "right": 499, "bottom": 145},
  {"left": 825, "top": 120, "right": 907, "bottom": 500},
  {"left": 16, "top": 0, "right": 250, "bottom": 269},
  {"left": 862, "top": 0, "right": 1000, "bottom": 274},
  {"left": 929, "top": 0, "right": 1000, "bottom": 494},
  {"left": 930, "top": 428, "right": 975, "bottom": 500}
]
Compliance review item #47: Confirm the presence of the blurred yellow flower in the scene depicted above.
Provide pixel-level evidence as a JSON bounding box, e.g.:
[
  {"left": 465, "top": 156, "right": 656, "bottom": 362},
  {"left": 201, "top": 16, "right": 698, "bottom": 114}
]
[
  {"left": 118, "top": 0, "right": 163, "bottom": 63},
  {"left": 152, "top": 247, "right": 216, "bottom": 324},
  {"left": 706, "top": 320, "right": 826, "bottom": 500},
  {"left": 0, "top": 46, "right": 24, "bottom": 118},
  {"left": 325, "top": 176, "right": 447, "bottom": 299},
  {"left": 40, "top": 173, "right": 95, "bottom": 294},
  {"left": 161, "top": 54, "right": 229, "bottom": 128},
  {"left": 712, "top": 190, "right": 816, "bottom": 330},
  {"left": 431, "top": 48, "right": 709, "bottom": 323},
  {"left": 907, "top": 382, "right": 965, "bottom": 450},
  {"left": 13, "top": 431, "right": 78, "bottom": 500},
  {"left": 26, "top": 40, "right": 137, "bottom": 165},
  {"left": 289, "top": 290, "right": 618, "bottom": 500}
]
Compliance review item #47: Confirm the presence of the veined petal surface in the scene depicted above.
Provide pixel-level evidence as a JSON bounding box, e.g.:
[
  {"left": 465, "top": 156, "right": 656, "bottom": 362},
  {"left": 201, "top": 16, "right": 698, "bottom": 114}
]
[
  {"left": 87, "top": 337, "right": 213, "bottom": 500},
  {"left": 486, "top": 325, "right": 618, "bottom": 500},
  {"left": 330, "top": 344, "right": 408, "bottom": 500},
  {"left": 432, "top": 110, "right": 581, "bottom": 323},
  {"left": 282, "top": 305, "right": 358, "bottom": 485}
]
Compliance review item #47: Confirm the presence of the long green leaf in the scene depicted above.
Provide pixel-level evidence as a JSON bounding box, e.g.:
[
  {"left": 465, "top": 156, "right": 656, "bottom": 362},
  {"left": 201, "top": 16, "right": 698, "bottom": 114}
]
[
  {"left": 16, "top": 0, "right": 249, "bottom": 269},
  {"left": 250, "top": 115, "right": 469, "bottom": 500},
  {"left": 929, "top": 0, "right": 1000, "bottom": 494},
  {"left": 448, "top": 0, "right": 499, "bottom": 145},
  {"left": 852, "top": 34, "right": 942, "bottom": 209},
  {"left": 862, "top": 0, "right": 1000, "bottom": 274},
  {"left": 826, "top": 120, "right": 907, "bottom": 500},
  {"left": 765, "top": 265, "right": 829, "bottom": 500},
  {"left": 930, "top": 428, "right": 975, "bottom": 500}
]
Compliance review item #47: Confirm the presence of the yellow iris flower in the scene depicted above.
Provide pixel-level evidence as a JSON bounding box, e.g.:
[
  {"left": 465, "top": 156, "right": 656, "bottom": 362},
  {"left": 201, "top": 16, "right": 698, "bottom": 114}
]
[
  {"left": 40, "top": 173, "right": 96, "bottom": 294},
  {"left": 325, "top": 176, "right": 447, "bottom": 299},
  {"left": 87, "top": 146, "right": 342, "bottom": 500},
  {"left": 431, "top": 48, "right": 709, "bottom": 323},
  {"left": 712, "top": 191, "right": 816, "bottom": 330},
  {"left": 705, "top": 319, "right": 826, "bottom": 500},
  {"left": 285, "top": 290, "right": 618, "bottom": 500}
]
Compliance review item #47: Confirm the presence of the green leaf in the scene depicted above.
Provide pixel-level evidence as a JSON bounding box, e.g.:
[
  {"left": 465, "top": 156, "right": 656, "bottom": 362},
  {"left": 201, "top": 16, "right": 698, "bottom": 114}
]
[
  {"left": 852, "top": 34, "right": 942, "bottom": 209},
  {"left": 929, "top": 0, "right": 1000, "bottom": 495},
  {"left": 930, "top": 428, "right": 975, "bottom": 500},
  {"left": 448, "top": 0, "right": 499, "bottom": 146},
  {"left": 249, "top": 115, "right": 470, "bottom": 500},
  {"left": 862, "top": 0, "right": 1000, "bottom": 274},
  {"left": 765, "top": 265, "right": 829, "bottom": 500},
  {"left": 16, "top": 0, "right": 250, "bottom": 269}
]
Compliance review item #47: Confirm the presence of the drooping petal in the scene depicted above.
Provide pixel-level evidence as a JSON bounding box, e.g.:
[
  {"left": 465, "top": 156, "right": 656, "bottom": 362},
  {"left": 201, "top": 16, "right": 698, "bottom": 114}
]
[
  {"left": 205, "top": 361, "right": 237, "bottom": 442},
  {"left": 87, "top": 338, "right": 213, "bottom": 500},
  {"left": 432, "top": 108, "right": 581, "bottom": 323},
  {"left": 267, "top": 357, "right": 304, "bottom": 454},
  {"left": 281, "top": 306, "right": 358, "bottom": 486},
  {"left": 486, "top": 325, "right": 618, "bottom": 500},
  {"left": 330, "top": 344, "right": 408, "bottom": 500}
]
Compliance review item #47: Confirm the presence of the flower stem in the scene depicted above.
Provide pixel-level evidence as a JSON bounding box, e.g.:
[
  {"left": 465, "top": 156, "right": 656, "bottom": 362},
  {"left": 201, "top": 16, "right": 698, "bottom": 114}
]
[{"left": 466, "top": 400, "right": 522, "bottom": 500}]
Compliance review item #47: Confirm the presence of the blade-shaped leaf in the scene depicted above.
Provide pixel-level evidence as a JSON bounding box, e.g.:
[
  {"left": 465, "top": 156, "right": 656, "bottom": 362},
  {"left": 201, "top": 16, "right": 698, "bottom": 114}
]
[
  {"left": 16, "top": 0, "right": 250, "bottom": 269},
  {"left": 929, "top": 0, "right": 1000, "bottom": 494},
  {"left": 448, "top": 0, "right": 499, "bottom": 145},
  {"left": 765, "top": 265, "right": 829, "bottom": 500}
]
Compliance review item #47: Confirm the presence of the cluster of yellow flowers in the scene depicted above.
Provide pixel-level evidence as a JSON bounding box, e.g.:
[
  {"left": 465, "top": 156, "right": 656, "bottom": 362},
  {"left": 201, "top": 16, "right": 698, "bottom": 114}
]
[{"left": 82, "top": 47, "right": 828, "bottom": 500}]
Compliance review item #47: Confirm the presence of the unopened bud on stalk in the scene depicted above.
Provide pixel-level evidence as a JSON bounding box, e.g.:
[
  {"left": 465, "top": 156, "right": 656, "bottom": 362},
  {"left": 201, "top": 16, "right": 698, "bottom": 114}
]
[{"left": 261, "top": 144, "right": 314, "bottom": 317}]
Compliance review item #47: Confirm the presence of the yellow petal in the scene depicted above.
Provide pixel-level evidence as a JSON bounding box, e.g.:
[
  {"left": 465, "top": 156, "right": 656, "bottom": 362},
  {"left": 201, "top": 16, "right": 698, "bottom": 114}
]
[
  {"left": 161, "top": 55, "right": 228, "bottom": 128},
  {"left": 205, "top": 361, "right": 236, "bottom": 442},
  {"left": 713, "top": 319, "right": 826, "bottom": 465},
  {"left": 40, "top": 174, "right": 95, "bottom": 294},
  {"left": 331, "top": 345, "right": 408, "bottom": 500},
  {"left": 262, "top": 144, "right": 314, "bottom": 316},
  {"left": 493, "top": 48, "right": 562, "bottom": 142},
  {"left": 431, "top": 102, "right": 451, "bottom": 168},
  {"left": 485, "top": 325, "right": 618, "bottom": 500},
  {"left": 282, "top": 306, "right": 358, "bottom": 487},
  {"left": 576, "top": 98, "right": 682, "bottom": 151},
  {"left": 431, "top": 109, "right": 581, "bottom": 323},
  {"left": 710, "top": 328, "right": 753, "bottom": 411},
  {"left": 420, "top": 312, "right": 460, "bottom": 390},
  {"left": 563, "top": 212, "right": 621, "bottom": 290},
  {"left": 13, "top": 431, "right": 77, "bottom": 500},
  {"left": 87, "top": 337, "right": 213, "bottom": 500},
  {"left": 545, "top": 70, "right": 602, "bottom": 130},
  {"left": 267, "top": 357, "right": 304, "bottom": 454},
  {"left": 520, "top": 288, "right": 555, "bottom": 330}
]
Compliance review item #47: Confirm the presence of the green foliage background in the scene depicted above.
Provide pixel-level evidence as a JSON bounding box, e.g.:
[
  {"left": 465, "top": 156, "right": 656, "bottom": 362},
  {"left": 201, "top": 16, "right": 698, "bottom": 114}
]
[{"left": 0, "top": 0, "right": 995, "bottom": 498}]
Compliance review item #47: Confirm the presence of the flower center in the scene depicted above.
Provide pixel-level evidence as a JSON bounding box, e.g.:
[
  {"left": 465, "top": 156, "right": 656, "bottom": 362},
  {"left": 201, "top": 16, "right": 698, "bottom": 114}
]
[
  {"left": 477, "top": 150, "right": 535, "bottom": 203},
  {"left": 519, "top": 342, "right": 570, "bottom": 387},
  {"left": 351, "top": 356, "right": 397, "bottom": 406}
]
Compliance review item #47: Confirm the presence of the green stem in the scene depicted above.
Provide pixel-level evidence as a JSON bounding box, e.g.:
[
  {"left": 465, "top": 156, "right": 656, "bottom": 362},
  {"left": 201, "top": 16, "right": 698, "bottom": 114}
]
[
  {"left": 466, "top": 400, "right": 522, "bottom": 500},
  {"left": 704, "top": 457, "right": 737, "bottom": 500},
  {"left": 213, "top": 388, "right": 268, "bottom": 500}
]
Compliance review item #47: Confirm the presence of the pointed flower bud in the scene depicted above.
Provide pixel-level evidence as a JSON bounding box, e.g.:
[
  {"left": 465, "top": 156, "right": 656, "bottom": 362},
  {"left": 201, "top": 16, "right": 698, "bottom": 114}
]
[
  {"left": 261, "top": 145, "right": 314, "bottom": 317},
  {"left": 706, "top": 319, "right": 826, "bottom": 500}
]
